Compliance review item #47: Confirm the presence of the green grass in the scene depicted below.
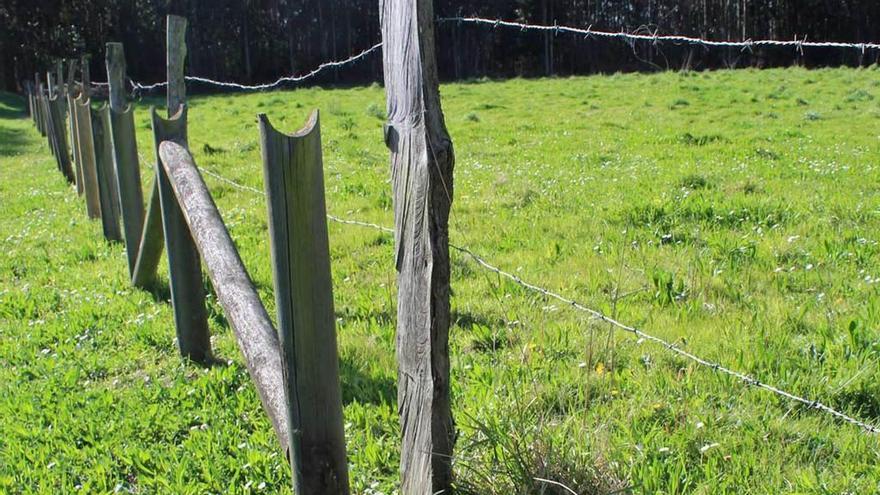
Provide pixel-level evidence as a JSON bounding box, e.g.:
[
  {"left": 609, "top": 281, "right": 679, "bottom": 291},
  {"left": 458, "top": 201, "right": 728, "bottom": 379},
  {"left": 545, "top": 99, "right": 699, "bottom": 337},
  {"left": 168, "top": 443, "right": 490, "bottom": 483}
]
[{"left": 2, "top": 66, "right": 880, "bottom": 493}]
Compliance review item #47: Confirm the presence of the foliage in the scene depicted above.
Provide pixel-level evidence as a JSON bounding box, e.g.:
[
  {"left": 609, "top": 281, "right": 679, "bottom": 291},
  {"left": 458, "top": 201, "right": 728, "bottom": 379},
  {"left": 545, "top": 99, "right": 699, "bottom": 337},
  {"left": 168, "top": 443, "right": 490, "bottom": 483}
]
[{"left": 3, "top": 1, "right": 880, "bottom": 90}]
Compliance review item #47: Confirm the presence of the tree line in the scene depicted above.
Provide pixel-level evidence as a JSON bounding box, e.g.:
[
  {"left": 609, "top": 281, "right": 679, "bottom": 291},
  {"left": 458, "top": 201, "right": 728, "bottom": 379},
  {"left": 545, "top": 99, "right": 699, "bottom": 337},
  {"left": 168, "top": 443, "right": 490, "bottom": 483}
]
[{"left": 3, "top": 0, "right": 880, "bottom": 92}]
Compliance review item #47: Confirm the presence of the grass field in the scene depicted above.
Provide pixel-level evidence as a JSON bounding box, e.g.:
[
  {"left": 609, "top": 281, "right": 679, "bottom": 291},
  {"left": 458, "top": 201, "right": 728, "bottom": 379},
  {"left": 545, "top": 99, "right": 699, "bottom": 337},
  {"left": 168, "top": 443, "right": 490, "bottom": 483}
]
[{"left": 2, "top": 66, "right": 880, "bottom": 494}]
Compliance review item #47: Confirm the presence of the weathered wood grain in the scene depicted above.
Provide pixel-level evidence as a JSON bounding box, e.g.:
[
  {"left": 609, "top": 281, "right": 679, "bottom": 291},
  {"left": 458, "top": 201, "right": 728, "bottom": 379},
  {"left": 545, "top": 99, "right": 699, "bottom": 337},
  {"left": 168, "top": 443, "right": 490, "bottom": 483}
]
[
  {"left": 157, "top": 139, "right": 292, "bottom": 464},
  {"left": 106, "top": 42, "right": 146, "bottom": 276},
  {"left": 73, "top": 94, "right": 102, "bottom": 219},
  {"left": 259, "top": 112, "right": 350, "bottom": 494},
  {"left": 93, "top": 105, "right": 124, "bottom": 241},
  {"left": 380, "top": 0, "right": 457, "bottom": 492}
]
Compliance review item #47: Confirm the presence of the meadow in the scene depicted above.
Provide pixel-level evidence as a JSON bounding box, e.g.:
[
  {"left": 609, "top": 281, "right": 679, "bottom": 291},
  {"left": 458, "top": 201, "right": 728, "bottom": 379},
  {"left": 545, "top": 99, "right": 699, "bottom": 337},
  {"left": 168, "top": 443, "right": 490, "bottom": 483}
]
[{"left": 2, "top": 66, "right": 880, "bottom": 493}]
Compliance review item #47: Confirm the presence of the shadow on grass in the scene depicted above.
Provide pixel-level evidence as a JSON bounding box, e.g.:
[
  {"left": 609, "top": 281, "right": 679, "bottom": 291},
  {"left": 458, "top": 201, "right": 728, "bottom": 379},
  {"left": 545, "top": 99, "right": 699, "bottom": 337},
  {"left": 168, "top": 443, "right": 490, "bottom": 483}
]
[
  {"left": 340, "top": 357, "right": 396, "bottom": 406},
  {"left": 0, "top": 125, "right": 31, "bottom": 157},
  {"left": 0, "top": 91, "right": 25, "bottom": 120}
]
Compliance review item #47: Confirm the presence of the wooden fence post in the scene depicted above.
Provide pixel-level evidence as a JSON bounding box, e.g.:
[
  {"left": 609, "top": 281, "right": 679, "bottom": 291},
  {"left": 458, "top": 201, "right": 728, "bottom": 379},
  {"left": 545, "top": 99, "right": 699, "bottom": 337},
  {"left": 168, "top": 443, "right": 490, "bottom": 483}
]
[
  {"left": 80, "top": 55, "right": 90, "bottom": 98},
  {"left": 66, "top": 60, "right": 85, "bottom": 196},
  {"left": 44, "top": 71, "right": 60, "bottom": 163},
  {"left": 153, "top": 14, "right": 211, "bottom": 362},
  {"left": 34, "top": 74, "right": 46, "bottom": 136},
  {"left": 74, "top": 94, "right": 103, "bottom": 219},
  {"left": 93, "top": 104, "right": 123, "bottom": 241},
  {"left": 259, "top": 112, "right": 350, "bottom": 494},
  {"left": 48, "top": 93, "right": 75, "bottom": 183},
  {"left": 106, "top": 42, "right": 146, "bottom": 275},
  {"left": 380, "top": 0, "right": 457, "bottom": 492},
  {"left": 151, "top": 107, "right": 211, "bottom": 361}
]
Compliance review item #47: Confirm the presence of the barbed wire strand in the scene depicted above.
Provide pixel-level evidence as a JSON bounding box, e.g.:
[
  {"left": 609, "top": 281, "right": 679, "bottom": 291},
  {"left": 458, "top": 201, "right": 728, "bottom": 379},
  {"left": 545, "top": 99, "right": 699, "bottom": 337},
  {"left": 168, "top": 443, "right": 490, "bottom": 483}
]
[
  {"left": 195, "top": 165, "right": 880, "bottom": 436},
  {"left": 129, "top": 42, "right": 383, "bottom": 93},
  {"left": 438, "top": 16, "right": 880, "bottom": 51},
  {"left": 86, "top": 17, "right": 880, "bottom": 93}
]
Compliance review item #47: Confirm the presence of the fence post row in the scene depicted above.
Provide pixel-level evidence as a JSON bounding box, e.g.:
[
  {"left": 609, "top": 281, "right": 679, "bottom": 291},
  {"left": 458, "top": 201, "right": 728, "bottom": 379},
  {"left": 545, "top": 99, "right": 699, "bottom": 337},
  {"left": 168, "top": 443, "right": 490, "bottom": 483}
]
[
  {"left": 380, "top": 0, "right": 457, "bottom": 492},
  {"left": 259, "top": 112, "right": 350, "bottom": 494},
  {"left": 27, "top": 13, "right": 366, "bottom": 492},
  {"left": 106, "top": 42, "right": 146, "bottom": 277}
]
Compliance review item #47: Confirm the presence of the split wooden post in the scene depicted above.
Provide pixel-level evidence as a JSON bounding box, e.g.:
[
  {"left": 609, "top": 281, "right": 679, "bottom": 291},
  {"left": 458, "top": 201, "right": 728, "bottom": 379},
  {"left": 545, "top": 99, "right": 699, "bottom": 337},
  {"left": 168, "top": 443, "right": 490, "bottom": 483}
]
[
  {"left": 44, "top": 71, "right": 60, "bottom": 163},
  {"left": 48, "top": 93, "right": 75, "bottom": 183},
  {"left": 74, "top": 94, "right": 102, "bottom": 219},
  {"left": 66, "top": 60, "right": 84, "bottom": 195},
  {"left": 93, "top": 104, "right": 123, "bottom": 241},
  {"left": 34, "top": 74, "right": 46, "bottom": 136},
  {"left": 154, "top": 14, "right": 211, "bottom": 362},
  {"left": 259, "top": 112, "right": 350, "bottom": 494},
  {"left": 380, "top": 0, "right": 457, "bottom": 492},
  {"left": 106, "top": 42, "right": 146, "bottom": 274}
]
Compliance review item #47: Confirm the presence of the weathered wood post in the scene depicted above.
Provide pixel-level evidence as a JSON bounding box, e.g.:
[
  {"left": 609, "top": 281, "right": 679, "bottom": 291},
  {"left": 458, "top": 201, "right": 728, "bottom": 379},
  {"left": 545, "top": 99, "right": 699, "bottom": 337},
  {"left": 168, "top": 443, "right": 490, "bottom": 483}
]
[
  {"left": 154, "top": 15, "right": 211, "bottom": 362},
  {"left": 44, "top": 71, "right": 60, "bottom": 162},
  {"left": 259, "top": 112, "right": 350, "bottom": 494},
  {"left": 74, "top": 93, "right": 103, "bottom": 219},
  {"left": 66, "top": 60, "right": 85, "bottom": 196},
  {"left": 80, "top": 55, "right": 90, "bottom": 96},
  {"left": 48, "top": 91, "right": 75, "bottom": 183},
  {"left": 34, "top": 74, "right": 46, "bottom": 136},
  {"left": 106, "top": 42, "right": 146, "bottom": 274},
  {"left": 92, "top": 104, "right": 123, "bottom": 241},
  {"left": 380, "top": 0, "right": 456, "bottom": 492}
]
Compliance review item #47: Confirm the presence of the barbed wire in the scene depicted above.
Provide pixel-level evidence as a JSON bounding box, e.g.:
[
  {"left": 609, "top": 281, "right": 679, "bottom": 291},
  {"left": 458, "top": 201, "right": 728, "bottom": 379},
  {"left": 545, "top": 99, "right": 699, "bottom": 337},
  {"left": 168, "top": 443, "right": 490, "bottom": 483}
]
[
  {"left": 129, "top": 42, "right": 383, "bottom": 94},
  {"left": 86, "top": 16, "right": 879, "bottom": 95},
  {"left": 195, "top": 165, "right": 880, "bottom": 435},
  {"left": 437, "top": 16, "right": 880, "bottom": 52}
]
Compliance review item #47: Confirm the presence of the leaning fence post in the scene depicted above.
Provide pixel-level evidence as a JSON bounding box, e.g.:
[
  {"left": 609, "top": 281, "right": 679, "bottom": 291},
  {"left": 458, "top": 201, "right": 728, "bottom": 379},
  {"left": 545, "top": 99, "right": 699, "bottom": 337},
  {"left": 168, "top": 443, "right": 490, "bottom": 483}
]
[
  {"left": 259, "top": 112, "right": 350, "bottom": 494},
  {"left": 106, "top": 42, "right": 146, "bottom": 275},
  {"left": 380, "top": 0, "right": 457, "bottom": 492},
  {"left": 153, "top": 14, "right": 211, "bottom": 362}
]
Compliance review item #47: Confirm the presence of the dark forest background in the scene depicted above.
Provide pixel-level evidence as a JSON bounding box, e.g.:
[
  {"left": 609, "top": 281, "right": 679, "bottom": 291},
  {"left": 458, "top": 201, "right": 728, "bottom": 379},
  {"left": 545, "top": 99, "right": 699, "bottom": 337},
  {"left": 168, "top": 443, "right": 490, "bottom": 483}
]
[{"left": 3, "top": 1, "right": 880, "bottom": 92}]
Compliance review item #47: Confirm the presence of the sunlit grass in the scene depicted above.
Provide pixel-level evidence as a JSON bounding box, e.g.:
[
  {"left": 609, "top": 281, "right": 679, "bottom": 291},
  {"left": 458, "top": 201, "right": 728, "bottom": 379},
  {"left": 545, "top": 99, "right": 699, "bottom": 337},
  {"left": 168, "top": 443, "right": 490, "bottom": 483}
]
[{"left": 2, "top": 66, "right": 880, "bottom": 493}]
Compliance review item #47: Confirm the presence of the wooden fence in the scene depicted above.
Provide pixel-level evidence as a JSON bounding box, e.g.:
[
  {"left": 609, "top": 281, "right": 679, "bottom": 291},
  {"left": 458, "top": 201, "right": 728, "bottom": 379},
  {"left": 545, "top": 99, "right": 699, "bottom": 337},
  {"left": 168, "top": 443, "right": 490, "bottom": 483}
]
[{"left": 24, "top": 2, "right": 455, "bottom": 492}]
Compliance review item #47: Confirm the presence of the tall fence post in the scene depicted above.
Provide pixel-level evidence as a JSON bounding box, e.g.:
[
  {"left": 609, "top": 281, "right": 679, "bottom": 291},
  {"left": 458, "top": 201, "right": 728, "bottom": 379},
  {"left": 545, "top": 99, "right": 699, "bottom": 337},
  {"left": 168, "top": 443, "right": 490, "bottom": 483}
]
[
  {"left": 154, "top": 15, "right": 211, "bottom": 362},
  {"left": 380, "top": 0, "right": 457, "bottom": 492},
  {"left": 259, "top": 112, "right": 350, "bottom": 494},
  {"left": 106, "top": 42, "right": 146, "bottom": 275}
]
